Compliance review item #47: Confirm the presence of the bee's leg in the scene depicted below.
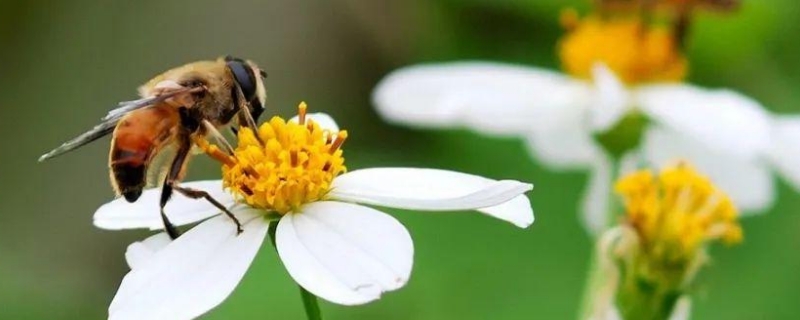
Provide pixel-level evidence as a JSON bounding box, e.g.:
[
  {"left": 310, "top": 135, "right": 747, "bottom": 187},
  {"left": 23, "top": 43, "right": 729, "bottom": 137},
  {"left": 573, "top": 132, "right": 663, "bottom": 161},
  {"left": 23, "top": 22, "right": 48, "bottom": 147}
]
[
  {"left": 249, "top": 98, "right": 264, "bottom": 125},
  {"left": 159, "top": 131, "right": 194, "bottom": 240},
  {"left": 237, "top": 105, "right": 259, "bottom": 132},
  {"left": 232, "top": 82, "right": 261, "bottom": 134},
  {"left": 238, "top": 102, "right": 259, "bottom": 131},
  {"left": 171, "top": 184, "right": 244, "bottom": 235},
  {"left": 201, "top": 120, "right": 234, "bottom": 154},
  {"left": 228, "top": 88, "right": 244, "bottom": 136},
  {"left": 159, "top": 183, "right": 182, "bottom": 240}
]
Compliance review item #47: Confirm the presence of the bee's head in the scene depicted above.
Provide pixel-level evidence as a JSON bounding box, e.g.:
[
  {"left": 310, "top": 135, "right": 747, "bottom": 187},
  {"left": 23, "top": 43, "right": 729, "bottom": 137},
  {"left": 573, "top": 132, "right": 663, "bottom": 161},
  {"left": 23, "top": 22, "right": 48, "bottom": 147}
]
[{"left": 225, "top": 56, "right": 267, "bottom": 120}]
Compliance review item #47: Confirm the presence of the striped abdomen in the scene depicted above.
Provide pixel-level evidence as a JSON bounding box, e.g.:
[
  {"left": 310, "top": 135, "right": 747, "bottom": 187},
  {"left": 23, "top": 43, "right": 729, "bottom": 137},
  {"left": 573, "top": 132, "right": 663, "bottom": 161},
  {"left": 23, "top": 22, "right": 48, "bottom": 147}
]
[{"left": 109, "top": 104, "right": 179, "bottom": 202}]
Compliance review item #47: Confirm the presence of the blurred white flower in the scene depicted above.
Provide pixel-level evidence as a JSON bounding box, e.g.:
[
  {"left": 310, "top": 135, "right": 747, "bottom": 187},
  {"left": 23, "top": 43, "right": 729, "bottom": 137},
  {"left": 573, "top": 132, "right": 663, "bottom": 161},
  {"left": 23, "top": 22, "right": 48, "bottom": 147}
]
[
  {"left": 94, "top": 107, "right": 534, "bottom": 320},
  {"left": 372, "top": 12, "right": 799, "bottom": 234}
]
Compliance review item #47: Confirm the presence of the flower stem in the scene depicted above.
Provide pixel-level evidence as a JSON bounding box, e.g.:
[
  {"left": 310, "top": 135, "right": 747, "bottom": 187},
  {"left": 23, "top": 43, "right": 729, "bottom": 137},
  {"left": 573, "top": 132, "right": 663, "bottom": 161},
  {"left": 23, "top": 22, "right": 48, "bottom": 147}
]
[
  {"left": 268, "top": 221, "right": 324, "bottom": 320},
  {"left": 577, "top": 248, "right": 604, "bottom": 319},
  {"left": 298, "top": 285, "right": 323, "bottom": 320},
  {"left": 577, "top": 154, "right": 622, "bottom": 320},
  {"left": 616, "top": 280, "right": 681, "bottom": 320}
]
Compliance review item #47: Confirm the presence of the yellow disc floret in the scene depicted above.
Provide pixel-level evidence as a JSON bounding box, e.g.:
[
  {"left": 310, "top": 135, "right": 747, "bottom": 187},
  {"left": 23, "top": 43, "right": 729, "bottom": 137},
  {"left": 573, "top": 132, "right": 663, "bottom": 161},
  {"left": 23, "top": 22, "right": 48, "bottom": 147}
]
[
  {"left": 558, "top": 10, "right": 687, "bottom": 84},
  {"left": 220, "top": 103, "right": 347, "bottom": 214},
  {"left": 611, "top": 163, "right": 741, "bottom": 319},
  {"left": 615, "top": 163, "right": 742, "bottom": 263}
]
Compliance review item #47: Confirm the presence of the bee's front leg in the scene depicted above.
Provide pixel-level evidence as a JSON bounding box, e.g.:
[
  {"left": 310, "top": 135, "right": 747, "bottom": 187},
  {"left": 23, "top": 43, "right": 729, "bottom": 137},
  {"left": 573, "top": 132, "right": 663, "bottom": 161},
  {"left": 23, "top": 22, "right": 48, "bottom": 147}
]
[{"left": 170, "top": 184, "right": 244, "bottom": 235}]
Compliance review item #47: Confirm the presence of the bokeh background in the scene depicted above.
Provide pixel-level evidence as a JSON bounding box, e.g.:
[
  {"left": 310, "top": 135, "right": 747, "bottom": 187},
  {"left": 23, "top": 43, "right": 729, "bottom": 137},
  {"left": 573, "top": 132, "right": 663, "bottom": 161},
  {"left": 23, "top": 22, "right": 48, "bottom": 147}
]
[{"left": 1, "top": 0, "right": 799, "bottom": 319}]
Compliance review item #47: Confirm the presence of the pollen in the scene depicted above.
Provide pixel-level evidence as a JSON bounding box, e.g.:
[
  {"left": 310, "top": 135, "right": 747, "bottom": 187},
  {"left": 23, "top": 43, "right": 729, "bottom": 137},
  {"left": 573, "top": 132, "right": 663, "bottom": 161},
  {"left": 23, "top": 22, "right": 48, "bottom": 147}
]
[
  {"left": 220, "top": 103, "right": 347, "bottom": 214},
  {"left": 615, "top": 163, "right": 742, "bottom": 263},
  {"left": 557, "top": 11, "right": 687, "bottom": 84}
]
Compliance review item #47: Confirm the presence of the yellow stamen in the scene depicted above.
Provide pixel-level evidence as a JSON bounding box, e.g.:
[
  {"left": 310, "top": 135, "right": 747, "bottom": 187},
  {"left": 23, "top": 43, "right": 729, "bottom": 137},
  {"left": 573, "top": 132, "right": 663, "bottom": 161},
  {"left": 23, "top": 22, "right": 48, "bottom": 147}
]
[
  {"left": 615, "top": 163, "right": 742, "bottom": 263},
  {"left": 194, "top": 137, "right": 237, "bottom": 167},
  {"left": 329, "top": 131, "right": 348, "bottom": 154},
  {"left": 298, "top": 101, "right": 308, "bottom": 125},
  {"left": 220, "top": 103, "right": 347, "bottom": 214},
  {"left": 557, "top": 11, "right": 687, "bottom": 84},
  {"left": 612, "top": 161, "right": 741, "bottom": 319}
]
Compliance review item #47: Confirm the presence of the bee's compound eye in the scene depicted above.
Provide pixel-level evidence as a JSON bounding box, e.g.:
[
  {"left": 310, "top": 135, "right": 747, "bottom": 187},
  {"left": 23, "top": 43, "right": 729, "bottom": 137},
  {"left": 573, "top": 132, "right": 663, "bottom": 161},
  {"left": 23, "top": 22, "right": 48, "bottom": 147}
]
[
  {"left": 226, "top": 60, "right": 256, "bottom": 101},
  {"left": 225, "top": 55, "right": 245, "bottom": 63}
]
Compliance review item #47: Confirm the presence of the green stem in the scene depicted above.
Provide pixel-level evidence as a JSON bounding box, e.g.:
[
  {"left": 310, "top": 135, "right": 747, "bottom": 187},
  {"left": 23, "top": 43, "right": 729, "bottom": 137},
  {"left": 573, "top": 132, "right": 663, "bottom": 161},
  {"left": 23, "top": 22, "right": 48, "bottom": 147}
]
[
  {"left": 577, "top": 154, "right": 621, "bottom": 320},
  {"left": 268, "top": 221, "right": 323, "bottom": 320},
  {"left": 577, "top": 248, "right": 604, "bottom": 320},
  {"left": 616, "top": 276, "right": 681, "bottom": 320},
  {"left": 298, "top": 285, "right": 323, "bottom": 320}
]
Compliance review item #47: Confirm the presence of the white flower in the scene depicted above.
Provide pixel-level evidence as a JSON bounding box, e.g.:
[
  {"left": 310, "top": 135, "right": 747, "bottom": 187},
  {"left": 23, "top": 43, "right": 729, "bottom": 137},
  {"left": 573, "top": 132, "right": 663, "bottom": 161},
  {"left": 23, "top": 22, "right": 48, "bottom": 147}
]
[
  {"left": 94, "top": 109, "right": 534, "bottom": 320},
  {"left": 372, "top": 18, "right": 800, "bottom": 233}
]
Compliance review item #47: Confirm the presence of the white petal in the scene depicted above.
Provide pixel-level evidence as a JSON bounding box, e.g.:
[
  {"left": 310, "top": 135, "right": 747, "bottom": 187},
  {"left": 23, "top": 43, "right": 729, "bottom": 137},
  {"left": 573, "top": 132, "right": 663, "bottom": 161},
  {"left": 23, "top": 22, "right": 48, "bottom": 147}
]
[
  {"left": 636, "top": 84, "right": 771, "bottom": 159},
  {"left": 767, "top": 116, "right": 800, "bottom": 191},
  {"left": 617, "top": 151, "right": 644, "bottom": 177},
  {"left": 109, "top": 209, "right": 266, "bottom": 320},
  {"left": 125, "top": 232, "right": 171, "bottom": 270},
  {"left": 372, "top": 62, "right": 592, "bottom": 136},
  {"left": 525, "top": 125, "right": 601, "bottom": 170},
  {"left": 329, "top": 168, "right": 534, "bottom": 228},
  {"left": 580, "top": 154, "right": 613, "bottom": 235},
  {"left": 592, "top": 307, "right": 622, "bottom": 320},
  {"left": 522, "top": 65, "right": 629, "bottom": 170},
  {"left": 642, "top": 127, "right": 774, "bottom": 213},
  {"left": 276, "top": 201, "right": 413, "bottom": 305},
  {"left": 668, "top": 296, "right": 692, "bottom": 320},
  {"left": 94, "top": 180, "right": 234, "bottom": 230},
  {"left": 590, "top": 64, "right": 630, "bottom": 132},
  {"left": 290, "top": 112, "right": 339, "bottom": 132}
]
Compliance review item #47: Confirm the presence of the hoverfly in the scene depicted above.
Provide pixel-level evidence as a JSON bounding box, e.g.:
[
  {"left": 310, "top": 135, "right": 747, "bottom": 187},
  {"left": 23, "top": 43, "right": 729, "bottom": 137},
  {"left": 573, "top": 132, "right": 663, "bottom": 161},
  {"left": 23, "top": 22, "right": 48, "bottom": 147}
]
[{"left": 39, "top": 56, "right": 267, "bottom": 239}]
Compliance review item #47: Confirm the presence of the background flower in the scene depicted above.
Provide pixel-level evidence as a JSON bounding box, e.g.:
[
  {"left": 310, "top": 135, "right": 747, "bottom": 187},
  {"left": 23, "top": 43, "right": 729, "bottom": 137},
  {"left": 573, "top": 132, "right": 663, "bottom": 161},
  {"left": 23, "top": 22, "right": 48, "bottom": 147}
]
[
  {"left": 586, "top": 164, "right": 741, "bottom": 320},
  {"left": 372, "top": 9, "right": 800, "bottom": 235}
]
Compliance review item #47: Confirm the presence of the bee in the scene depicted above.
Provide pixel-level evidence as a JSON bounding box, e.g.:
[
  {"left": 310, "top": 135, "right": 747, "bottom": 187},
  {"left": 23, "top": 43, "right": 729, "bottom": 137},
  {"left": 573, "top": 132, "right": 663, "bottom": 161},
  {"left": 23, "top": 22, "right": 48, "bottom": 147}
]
[{"left": 39, "top": 56, "right": 267, "bottom": 239}]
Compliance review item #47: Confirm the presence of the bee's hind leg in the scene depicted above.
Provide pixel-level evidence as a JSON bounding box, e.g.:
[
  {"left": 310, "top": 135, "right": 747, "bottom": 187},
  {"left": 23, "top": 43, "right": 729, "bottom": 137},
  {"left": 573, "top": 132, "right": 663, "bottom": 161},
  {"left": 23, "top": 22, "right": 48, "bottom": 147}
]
[
  {"left": 159, "top": 131, "right": 194, "bottom": 240},
  {"left": 159, "top": 183, "right": 182, "bottom": 240},
  {"left": 171, "top": 184, "right": 243, "bottom": 235}
]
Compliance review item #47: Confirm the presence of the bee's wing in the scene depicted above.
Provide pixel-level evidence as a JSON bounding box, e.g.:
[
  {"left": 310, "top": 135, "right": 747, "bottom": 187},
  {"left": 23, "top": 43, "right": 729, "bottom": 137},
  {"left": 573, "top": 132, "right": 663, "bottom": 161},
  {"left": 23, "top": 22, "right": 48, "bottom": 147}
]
[
  {"left": 38, "top": 88, "right": 198, "bottom": 162},
  {"left": 38, "top": 117, "right": 119, "bottom": 162},
  {"left": 145, "top": 143, "right": 179, "bottom": 188}
]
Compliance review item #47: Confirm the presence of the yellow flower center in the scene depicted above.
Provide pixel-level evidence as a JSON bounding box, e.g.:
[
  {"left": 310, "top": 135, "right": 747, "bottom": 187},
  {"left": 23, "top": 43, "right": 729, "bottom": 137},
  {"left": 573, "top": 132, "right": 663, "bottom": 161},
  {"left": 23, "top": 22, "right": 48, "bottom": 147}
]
[
  {"left": 215, "top": 103, "right": 347, "bottom": 214},
  {"left": 615, "top": 163, "right": 742, "bottom": 263},
  {"left": 557, "top": 10, "right": 687, "bottom": 84}
]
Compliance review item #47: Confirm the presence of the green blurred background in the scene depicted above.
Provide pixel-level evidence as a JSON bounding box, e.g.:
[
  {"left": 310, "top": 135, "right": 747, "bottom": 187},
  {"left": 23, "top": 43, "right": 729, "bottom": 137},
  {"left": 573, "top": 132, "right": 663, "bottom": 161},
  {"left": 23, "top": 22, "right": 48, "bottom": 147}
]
[{"left": 1, "top": 0, "right": 799, "bottom": 319}]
